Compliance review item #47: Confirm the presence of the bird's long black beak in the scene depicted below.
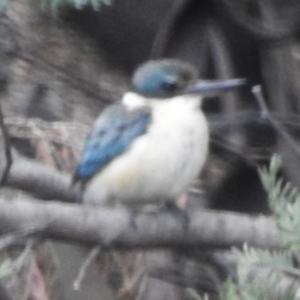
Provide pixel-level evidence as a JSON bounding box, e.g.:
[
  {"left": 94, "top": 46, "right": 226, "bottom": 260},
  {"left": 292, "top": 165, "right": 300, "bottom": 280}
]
[{"left": 183, "top": 79, "right": 247, "bottom": 96}]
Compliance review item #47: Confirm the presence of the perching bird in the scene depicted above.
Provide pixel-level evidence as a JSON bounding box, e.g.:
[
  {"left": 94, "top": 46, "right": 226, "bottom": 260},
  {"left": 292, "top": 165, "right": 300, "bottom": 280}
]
[{"left": 72, "top": 59, "right": 245, "bottom": 206}]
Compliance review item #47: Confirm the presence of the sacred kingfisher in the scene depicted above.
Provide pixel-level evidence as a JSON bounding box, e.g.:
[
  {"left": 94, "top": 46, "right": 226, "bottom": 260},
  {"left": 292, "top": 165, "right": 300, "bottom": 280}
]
[{"left": 72, "top": 59, "right": 245, "bottom": 206}]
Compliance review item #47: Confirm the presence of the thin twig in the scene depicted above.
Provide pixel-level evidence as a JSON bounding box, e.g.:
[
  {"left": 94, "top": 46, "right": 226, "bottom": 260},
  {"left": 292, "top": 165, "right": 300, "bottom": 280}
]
[
  {"left": 253, "top": 86, "right": 269, "bottom": 119},
  {"left": 252, "top": 85, "right": 300, "bottom": 158},
  {"left": 11, "top": 238, "right": 38, "bottom": 273},
  {"left": 0, "top": 229, "right": 40, "bottom": 253},
  {"left": 0, "top": 104, "right": 12, "bottom": 186},
  {"left": 210, "top": 137, "right": 258, "bottom": 165},
  {"left": 7, "top": 239, "right": 39, "bottom": 290},
  {"left": 73, "top": 246, "right": 101, "bottom": 291}
]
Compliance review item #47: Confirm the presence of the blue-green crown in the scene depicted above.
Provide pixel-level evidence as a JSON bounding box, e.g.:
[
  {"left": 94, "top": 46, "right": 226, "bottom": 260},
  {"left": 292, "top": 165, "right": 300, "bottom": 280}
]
[{"left": 132, "top": 59, "right": 198, "bottom": 98}]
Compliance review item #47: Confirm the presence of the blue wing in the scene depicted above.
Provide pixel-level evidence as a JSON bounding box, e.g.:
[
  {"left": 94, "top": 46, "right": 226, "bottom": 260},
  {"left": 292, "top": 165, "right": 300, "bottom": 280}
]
[{"left": 73, "top": 104, "right": 152, "bottom": 182}]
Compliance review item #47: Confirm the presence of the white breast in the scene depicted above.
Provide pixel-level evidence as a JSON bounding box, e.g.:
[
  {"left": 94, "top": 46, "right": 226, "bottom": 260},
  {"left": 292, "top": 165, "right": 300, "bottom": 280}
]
[{"left": 84, "top": 95, "right": 209, "bottom": 206}]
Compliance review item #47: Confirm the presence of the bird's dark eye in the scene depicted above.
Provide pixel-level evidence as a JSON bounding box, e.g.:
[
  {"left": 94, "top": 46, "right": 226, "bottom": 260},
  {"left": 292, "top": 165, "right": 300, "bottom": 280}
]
[{"left": 162, "top": 80, "right": 178, "bottom": 92}]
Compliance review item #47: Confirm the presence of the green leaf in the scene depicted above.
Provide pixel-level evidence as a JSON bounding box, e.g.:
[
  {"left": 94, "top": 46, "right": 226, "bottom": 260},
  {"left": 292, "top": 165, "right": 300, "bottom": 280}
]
[
  {"left": 0, "top": 0, "right": 9, "bottom": 11},
  {"left": 0, "top": 259, "right": 12, "bottom": 279},
  {"left": 42, "top": 0, "right": 112, "bottom": 12},
  {"left": 186, "top": 288, "right": 209, "bottom": 300}
]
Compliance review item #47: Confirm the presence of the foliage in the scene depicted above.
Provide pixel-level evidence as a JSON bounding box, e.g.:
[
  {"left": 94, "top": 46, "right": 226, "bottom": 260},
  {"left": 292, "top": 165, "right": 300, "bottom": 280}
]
[
  {"left": 0, "top": 259, "right": 12, "bottom": 279},
  {"left": 221, "top": 155, "right": 300, "bottom": 300},
  {"left": 186, "top": 288, "right": 209, "bottom": 300},
  {"left": 0, "top": 0, "right": 112, "bottom": 12},
  {"left": 259, "top": 155, "right": 300, "bottom": 251},
  {"left": 0, "top": 0, "right": 8, "bottom": 11},
  {"left": 221, "top": 279, "right": 242, "bottom": 300},
  {"left": 191, "top": 155, "right": 300, "bottom": 300},
  {"left": 42, "top": 0, "right": 112, "bottom": 11},
  {"left": 231, "top": 246, "right": 297, "bottom": 300}
]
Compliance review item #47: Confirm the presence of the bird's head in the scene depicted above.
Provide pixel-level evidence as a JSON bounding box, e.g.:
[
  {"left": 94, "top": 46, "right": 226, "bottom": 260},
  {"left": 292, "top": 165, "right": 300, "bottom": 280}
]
[{"left": 127, "top": 59, "right": 246, "bottom": 104}]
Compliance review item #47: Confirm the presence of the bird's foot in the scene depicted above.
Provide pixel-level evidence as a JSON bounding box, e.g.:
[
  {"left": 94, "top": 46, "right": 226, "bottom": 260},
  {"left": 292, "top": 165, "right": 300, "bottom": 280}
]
[
  {"left": 164, "top": 201, "right": 190, "bottom": 226},
  {"left": 129, "top": 210, "right": 138, "bottom": 230}
]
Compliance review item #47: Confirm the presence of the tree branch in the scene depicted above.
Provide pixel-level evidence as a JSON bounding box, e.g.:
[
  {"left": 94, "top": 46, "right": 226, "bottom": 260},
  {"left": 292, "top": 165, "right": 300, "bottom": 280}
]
[
  {"left": 5, "top": 158, "right": 81, "bottom": 203},
  {"left": 0, "top": 157, "right": 283, "bottom": 251},
  {"left": 0, "top": 197, "right": 283, "bottom": 250},
  {"left": 253, "top": 85, "right": 300, "bottom": 158},
  {"left": 0, "top": 104, "right": 12, "bottom": 186}
]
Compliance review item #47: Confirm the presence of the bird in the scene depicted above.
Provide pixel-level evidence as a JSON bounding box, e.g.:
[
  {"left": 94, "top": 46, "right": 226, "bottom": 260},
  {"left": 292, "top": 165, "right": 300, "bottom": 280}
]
[{"left": 72, "top": 59, "right": 245, "bottom": 207}]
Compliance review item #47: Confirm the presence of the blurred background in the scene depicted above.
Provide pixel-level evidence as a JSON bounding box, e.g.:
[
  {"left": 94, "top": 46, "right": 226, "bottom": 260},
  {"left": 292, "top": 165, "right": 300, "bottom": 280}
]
[{"left": 1, "top": 0, "right": 300, "bottom": 299}]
